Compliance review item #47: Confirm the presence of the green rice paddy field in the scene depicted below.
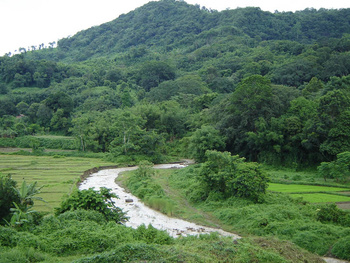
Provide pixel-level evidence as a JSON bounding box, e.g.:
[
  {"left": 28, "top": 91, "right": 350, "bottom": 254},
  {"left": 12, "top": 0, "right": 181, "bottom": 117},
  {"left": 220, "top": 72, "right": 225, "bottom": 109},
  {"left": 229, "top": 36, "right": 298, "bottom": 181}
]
[
  {"left": 0, "top": 154, "right": 115, "bottom": 212},
  {"left": 268, "top": 183, "right": 350, "bottom": 204},
  {"left": 1, "top": 154, "right": 350, "bottom": 213}
]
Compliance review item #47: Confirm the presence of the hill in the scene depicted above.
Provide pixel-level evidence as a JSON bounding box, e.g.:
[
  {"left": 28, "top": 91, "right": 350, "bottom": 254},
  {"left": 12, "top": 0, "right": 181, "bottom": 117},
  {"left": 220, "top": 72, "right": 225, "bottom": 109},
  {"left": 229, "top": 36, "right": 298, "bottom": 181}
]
[
  {"left": 1, "top": 0, "right": 350, "bottom": 165},
  {"left": 23, "top": 0, "right": 350, "bottom": 62}
]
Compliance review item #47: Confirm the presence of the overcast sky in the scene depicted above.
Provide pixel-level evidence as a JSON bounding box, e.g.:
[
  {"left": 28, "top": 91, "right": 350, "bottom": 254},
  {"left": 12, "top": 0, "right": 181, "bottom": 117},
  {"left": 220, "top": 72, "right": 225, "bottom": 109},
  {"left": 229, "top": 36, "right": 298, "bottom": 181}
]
[{"left": 1, "top": 0, "right": 349, "bottom": 56}]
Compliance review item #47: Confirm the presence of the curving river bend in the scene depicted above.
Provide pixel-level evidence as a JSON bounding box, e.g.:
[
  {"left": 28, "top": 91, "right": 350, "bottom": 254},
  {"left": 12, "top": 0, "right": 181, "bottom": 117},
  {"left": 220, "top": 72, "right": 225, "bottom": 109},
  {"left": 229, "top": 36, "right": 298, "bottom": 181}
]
[
  {"left": 78, "top": 163, "right": 348, "bottom": 263},
  {"left": 79, "top": 163, "right": 240, "bottom": 239}
]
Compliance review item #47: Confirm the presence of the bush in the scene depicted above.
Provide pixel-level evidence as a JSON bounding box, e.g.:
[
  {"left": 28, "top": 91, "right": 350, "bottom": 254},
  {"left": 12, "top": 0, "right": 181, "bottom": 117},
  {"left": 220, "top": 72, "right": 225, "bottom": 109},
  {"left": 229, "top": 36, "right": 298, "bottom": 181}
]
[
  {"left": 73, "top": 243, "right": 166, "bottom": 263},
  {"left": 0, "top": 247, "right": 48, "bottom": 263},
  {"left": 135, "top": 160, "right": 155, "bottom": 178},
  {"left": 55, "top": 188, "right": 128, "bottom": 223},
  {"left": 57, "top": 209, "right": 107, "bottom": 224},
  {"left": 317, "top": 203, "right": 350, "bottom": 227},
  {"left": 332, "top": 236, "right": 350, "bottom": 260},
  {"left": 0, "top": 226, "right": 17, "bottom": 247},
  {"left": 134, "top": 224, "right": 173, "bottom": 245}
]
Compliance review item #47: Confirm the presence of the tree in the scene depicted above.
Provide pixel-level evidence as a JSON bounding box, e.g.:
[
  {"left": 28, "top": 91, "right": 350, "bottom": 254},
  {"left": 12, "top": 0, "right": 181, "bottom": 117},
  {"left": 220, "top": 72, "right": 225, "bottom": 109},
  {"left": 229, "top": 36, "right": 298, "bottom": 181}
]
[
  {"left": 45, "top": 91, "right": 74, "bottom": 117},
  {"left": 8, "top": 180, "right": 45, "bottom": 228},
  {"left": 50, "top": 108, "right": 69, "bottom": 134},
  {"left": 109, "top": 110, "right": 146, "bottom": 156},
  {"left": 0, "top": 98, "right": 17, "bottom": 116},
  {"left": 302, "top": 77, "right": 324, "bottom": 97},
  {"left": 16, "top": 101, "right": 29, "bottom": 115},
  {"left": 199, "top": 150, "right": 269, "bottom": 202},
  {"left": 317, "top": 152, "right": 350, "bottom": 183},
  {"left": 137, "top": 61, "right": 176, "bottom": 91},
  {"left": 188, "top": 125, "right": 226, "bottom": 162},
  {"left": 217, "top": 75, "right": 274, "bottom": 159},
  {"left": 0, "top": 83, "right": 8, "bottom": 94},
  {"left": 0, "top": 174, "right": 20, "bottom": 224}
]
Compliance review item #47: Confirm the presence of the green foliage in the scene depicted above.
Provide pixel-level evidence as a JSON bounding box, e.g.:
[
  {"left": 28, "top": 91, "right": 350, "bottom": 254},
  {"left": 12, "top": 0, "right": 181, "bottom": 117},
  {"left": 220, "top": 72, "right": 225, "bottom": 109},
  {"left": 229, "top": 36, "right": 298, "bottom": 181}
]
[
  {"left": 135, "top": 160, "right": 155, "bottom": 178},
  {"left": 316, "top": 203, "right": 350, "bottom": 227},
  {"left": 332, "top": 236, "right": 350, "bottom": 260},
  {"left": 188, "top": 125, "right": 226, "bottom": 162},
  {"left": 317, "top": 151, "right": 350, "bottom": 182},
  {"left": 137, "top": 61, "right": 176, "bottom": 91},
  {"left": 199, "top": 150, "right": 269, "bottom": 202},
  {"left": 134, "top": 224, "right": 173, "bottom": 245},
  {"left": 55, "top": 187, "right": 128, "bottom": 223},
  {"left": 0, "top": 174, "right": 20, "bottom": 224},
  {"left": 126, "top": 168, "right": 176, "bottom": 215},
  {"left": 8, "top": 180, "right": 45, "bottom": 229}
]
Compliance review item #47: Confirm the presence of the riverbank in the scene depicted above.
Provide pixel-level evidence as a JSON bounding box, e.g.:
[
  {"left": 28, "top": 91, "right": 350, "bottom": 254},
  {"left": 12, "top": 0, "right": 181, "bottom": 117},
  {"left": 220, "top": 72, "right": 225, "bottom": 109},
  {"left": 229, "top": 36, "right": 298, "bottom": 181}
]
[{"left": 79, "top": 163, "right": 240, "bottom": 239}]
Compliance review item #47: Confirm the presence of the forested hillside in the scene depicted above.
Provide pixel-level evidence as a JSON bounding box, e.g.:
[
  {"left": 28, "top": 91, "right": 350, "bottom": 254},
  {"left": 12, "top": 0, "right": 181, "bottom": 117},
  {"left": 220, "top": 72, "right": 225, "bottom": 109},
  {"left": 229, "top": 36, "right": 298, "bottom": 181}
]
[
  {"left": 1, "top": 1, "right": 350, "bottom": 261},
  {"left": 1, "top": 0, "right": 350, "bottom": 167}
]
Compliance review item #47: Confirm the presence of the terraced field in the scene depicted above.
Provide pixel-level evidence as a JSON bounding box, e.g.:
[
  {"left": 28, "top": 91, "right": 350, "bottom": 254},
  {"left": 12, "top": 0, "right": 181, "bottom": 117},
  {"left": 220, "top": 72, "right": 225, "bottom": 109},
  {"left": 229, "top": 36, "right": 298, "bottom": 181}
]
[{"left": 0, "top": 154, "right": 114, "bottom": 212}]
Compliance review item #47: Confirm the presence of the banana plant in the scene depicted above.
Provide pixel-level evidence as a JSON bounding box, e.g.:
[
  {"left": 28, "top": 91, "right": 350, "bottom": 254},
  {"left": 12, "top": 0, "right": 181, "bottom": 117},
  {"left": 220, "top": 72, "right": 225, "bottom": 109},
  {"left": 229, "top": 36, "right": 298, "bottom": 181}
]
[{"left": 8, "top": 181, "right": 45, "bottom": 228}]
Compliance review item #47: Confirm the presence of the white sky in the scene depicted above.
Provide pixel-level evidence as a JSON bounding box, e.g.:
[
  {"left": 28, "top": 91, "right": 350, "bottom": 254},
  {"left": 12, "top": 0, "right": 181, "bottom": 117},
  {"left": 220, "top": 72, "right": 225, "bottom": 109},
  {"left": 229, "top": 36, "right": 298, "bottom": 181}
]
[{"left": 1, "top": 0, "right": 349, "bottom": 56}]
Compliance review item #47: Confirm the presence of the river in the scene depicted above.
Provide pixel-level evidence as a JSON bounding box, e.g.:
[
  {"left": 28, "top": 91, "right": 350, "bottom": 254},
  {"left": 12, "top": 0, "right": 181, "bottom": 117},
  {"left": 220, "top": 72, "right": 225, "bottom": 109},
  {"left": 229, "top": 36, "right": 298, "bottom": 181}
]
[
  {"left": 79, "top": 162, "right": 240, "bottom": 239},
  {"left": 78, "top": 163, "right": 349, "bottom": 263}
]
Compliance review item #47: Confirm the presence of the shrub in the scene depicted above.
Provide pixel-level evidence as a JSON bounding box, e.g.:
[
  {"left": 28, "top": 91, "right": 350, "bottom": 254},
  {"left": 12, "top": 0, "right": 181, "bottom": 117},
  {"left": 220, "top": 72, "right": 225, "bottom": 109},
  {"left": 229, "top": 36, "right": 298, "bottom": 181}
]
[
  {"left": 317, "top": 203, "right": 350, "bottom": 227},
  {"left": 55, "top": 188, "right": 128, "bottom": 223},
  {"left": 135, "top": 160, "right": 155, "bottom": 178},
  {"left": 57, "top": 209, "right": 107, "bottom": 224},
  {"left": 0, "top": 226, "right": 18, "bottom": 247},
  {"left": 332, "top": 236, "right": 350, "bottom": 260},
  {"left": 134, "top": 224, "right": 173, "bottom": 245},
  {"left": 73, "top": 243, "right": 166, "bottom": 263},
  {"left": 0, "top": 247, "right": 48, "bottom": 263}
]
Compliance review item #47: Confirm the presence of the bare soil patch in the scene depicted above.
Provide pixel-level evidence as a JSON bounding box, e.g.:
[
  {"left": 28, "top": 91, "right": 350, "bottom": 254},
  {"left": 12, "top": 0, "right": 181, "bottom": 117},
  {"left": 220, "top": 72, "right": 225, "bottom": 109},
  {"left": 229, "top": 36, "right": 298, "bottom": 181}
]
[{"left": 336, "top": 202, "right": 350, "bottom": 210}]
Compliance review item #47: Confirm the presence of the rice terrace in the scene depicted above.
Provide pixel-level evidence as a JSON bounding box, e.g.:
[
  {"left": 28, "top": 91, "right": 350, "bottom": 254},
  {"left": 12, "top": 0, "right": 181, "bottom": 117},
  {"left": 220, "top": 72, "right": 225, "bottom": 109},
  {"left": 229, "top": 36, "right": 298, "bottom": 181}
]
[{"left": 0, "top": 153, "right": 115, "bottom": 212}]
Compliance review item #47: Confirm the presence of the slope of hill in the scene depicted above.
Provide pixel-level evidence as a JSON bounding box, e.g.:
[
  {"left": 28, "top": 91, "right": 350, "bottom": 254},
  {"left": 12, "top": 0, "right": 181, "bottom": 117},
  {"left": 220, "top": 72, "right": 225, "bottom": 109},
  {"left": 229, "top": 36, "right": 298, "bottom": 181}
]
[{"left": 25, "top": 0, "right": 350, "bottom": 62}]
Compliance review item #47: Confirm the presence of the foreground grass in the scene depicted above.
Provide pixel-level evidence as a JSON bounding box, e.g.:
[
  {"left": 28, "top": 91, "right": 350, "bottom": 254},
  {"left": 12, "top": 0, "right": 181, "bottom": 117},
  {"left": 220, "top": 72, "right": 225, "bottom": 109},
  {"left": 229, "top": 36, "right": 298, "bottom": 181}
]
[
  {"left": 0, "top": 154, "right": 114, "bottom": 212},
  {"left": 119, "top": 165, "right": 350, "bottom": 260}
]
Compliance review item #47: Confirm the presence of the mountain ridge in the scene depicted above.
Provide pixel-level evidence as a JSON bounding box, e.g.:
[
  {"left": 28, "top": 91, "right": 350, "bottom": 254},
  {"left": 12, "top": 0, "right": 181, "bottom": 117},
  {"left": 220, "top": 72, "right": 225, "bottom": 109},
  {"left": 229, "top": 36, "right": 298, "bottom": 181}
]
[{"left": 23, "top": 0, "right": 350, "bottom": 63}]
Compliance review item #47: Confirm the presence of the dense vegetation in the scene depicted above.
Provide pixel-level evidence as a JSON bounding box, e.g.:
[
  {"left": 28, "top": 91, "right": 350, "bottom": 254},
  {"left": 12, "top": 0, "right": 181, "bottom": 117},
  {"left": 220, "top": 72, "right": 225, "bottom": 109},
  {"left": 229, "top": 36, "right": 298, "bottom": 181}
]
[
  {"left": 1, "top": 0, "right": 350, "bottom": 261},
  {"left": 1, "top": 0, "right": 350, "bottom": 167}
]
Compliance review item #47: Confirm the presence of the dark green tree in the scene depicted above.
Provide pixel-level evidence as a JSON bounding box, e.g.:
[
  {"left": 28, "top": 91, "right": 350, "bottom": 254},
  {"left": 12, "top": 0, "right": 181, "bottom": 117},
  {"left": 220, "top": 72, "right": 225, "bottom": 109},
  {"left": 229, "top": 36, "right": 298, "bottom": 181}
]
[
  {"left": 199, "top": 150, "right": 269, "bottom": 202},
  {"left": 0, "top": 174, "right": 20, "bottom": 224},
  {"left": 137, "top": 61, "right": 176, "bottom": 91},
  {"left": 188, "top": 125, "right": 226, "bottom": 162}
]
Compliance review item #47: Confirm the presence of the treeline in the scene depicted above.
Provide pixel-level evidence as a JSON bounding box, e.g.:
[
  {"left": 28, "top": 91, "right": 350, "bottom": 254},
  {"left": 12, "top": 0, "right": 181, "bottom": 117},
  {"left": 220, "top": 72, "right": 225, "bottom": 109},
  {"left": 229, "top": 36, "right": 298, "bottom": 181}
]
[{"left": 0, "top": 0, "right": 350, "bottom": 167}]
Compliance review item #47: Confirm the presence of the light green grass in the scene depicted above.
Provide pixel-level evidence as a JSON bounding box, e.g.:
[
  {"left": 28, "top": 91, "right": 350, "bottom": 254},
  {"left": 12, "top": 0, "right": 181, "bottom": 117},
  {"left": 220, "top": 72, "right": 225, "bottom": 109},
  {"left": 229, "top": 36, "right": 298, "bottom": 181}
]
[
  {"left": 290, "top": 193, "right": 350, "bottom": 203},
  {"left": 268, "top": 183, "right": 350, "bottom": 193},
  {"left": 0, "top": 154, "right": 115, "bottom": 212}
]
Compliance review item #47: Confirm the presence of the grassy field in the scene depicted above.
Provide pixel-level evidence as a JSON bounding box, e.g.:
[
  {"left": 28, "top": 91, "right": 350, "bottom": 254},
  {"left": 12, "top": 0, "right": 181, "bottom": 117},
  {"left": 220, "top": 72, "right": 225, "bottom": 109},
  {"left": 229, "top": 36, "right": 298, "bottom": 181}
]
[
  {"left": 0, "top": 154, "right": 115, "bottom": 212},
  {"left": 268, "top": 183, "right": 350, "bottom": 204},
  {"left": 268, "top": 183, "right": 350, "bottom": 193},
  {"left": 290, "top": 193, "right": 350, "bottom": 203}
]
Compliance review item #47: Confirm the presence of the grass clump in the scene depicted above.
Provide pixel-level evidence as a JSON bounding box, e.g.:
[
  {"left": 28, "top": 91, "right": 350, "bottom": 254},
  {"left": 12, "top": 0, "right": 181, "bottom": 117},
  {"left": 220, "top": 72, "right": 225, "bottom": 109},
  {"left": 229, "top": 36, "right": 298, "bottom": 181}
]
[{"left": 124, "top": 161, "right": 176, "bottom": 215}]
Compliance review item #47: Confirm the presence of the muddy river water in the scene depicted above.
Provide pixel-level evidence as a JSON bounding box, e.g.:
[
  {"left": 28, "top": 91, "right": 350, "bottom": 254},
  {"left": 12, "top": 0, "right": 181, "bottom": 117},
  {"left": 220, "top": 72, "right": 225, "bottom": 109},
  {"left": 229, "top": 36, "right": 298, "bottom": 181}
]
[{"left": 79, "top": 163, "right": 240, "bottom": 239}]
